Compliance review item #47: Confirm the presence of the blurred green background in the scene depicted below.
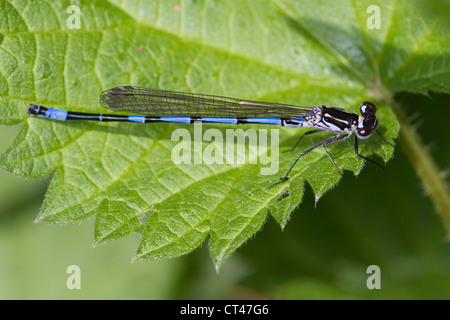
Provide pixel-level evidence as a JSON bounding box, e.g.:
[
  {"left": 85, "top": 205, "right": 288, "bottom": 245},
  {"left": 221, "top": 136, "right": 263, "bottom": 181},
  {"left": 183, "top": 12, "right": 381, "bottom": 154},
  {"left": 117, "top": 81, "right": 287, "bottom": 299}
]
[{"left": 0, "top": 91, "right": 449, "bottom": 299}]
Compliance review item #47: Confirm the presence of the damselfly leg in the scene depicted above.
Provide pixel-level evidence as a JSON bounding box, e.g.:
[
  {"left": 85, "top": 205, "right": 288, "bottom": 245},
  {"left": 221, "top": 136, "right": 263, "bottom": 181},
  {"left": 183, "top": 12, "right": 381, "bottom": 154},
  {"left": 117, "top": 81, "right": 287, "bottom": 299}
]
[
  {"left": 376, "top": 129, "right": 395, "bottom": 147},
  {"left": 354, "top": 135, "right": 385, "bottom": 170},
  {"left": 268, "top": 133, "right": 350, "bottom": 189},
  {"left": 283, "top": 129, "right": 322, "bottom": 153}
]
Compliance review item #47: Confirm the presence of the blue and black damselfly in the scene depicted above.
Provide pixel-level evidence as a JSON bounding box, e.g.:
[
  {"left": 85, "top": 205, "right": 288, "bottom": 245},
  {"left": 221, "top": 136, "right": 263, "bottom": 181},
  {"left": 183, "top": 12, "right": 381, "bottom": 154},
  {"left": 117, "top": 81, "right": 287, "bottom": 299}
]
[{"left": 27, "top": 86, "right": 394, "bottom": 188}]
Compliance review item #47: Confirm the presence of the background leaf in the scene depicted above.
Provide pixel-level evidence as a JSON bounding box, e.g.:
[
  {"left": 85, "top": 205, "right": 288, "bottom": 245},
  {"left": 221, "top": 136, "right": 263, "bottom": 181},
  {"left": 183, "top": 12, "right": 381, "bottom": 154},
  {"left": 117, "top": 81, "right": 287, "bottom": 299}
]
[{"left": 1, "top": 0, "right": 448, "bottom": 276}]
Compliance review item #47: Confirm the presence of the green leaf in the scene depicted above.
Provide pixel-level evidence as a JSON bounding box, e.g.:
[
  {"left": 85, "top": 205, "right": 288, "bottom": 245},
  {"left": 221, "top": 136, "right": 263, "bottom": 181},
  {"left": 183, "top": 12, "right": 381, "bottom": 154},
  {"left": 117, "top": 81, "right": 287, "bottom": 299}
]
[{"left": 1, "top": 0, "right": 449, "bottom": 269}]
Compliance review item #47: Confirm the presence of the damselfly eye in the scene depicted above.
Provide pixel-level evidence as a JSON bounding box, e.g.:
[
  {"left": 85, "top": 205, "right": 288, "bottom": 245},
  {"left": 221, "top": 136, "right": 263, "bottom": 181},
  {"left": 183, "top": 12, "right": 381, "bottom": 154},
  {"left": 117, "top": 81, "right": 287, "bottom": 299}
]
[
  {"left": 356, "top": 128, "right": 373, "bottom": 139},
  {"left": 360, "top": 101, "right": 377, "bottom": 116}
]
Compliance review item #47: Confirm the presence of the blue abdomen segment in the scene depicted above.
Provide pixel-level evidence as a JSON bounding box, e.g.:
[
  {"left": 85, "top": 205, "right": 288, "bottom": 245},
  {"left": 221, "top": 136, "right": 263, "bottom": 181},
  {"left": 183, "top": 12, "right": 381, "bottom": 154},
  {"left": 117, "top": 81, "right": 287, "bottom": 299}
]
[
  {"left": 200, "top": 117, "right": 238, "bottom": 124},
  {"left": 245, "top": 117, "right": 282, "bottom": 125},
  {"left": 159, "top": 117, "right": 192, "bottom": 124},
  {"left": 45, "top": 108, "right": 68, "bottom": 121},
  {"left": 127, "top": 115, "right": 146, "bottom": 123}
]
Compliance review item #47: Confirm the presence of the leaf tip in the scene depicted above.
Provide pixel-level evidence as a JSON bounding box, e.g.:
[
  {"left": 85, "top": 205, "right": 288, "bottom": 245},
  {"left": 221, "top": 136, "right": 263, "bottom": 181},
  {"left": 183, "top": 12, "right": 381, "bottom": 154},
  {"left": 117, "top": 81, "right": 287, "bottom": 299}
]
[
  {"left": 314, "top": 196, "right": 320, "bottom": 207},
  {"left": 131, "top": 251, "right": 146, "bottom": 264},
  {"left": 130, "top": 256, "right": 140, "bottom": 264},
  {"left": 91, "top": 241, "right": 100, "bottom": 248},
  {"left": 214, "top": 263, "right": 222, "bottom": 274}
]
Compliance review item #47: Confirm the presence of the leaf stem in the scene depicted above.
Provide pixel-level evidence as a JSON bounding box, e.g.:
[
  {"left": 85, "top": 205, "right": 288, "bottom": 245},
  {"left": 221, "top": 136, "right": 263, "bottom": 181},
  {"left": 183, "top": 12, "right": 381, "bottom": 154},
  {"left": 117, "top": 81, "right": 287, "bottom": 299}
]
[{"left": 378, "top": 86, "right": 450, "bottom": 235}]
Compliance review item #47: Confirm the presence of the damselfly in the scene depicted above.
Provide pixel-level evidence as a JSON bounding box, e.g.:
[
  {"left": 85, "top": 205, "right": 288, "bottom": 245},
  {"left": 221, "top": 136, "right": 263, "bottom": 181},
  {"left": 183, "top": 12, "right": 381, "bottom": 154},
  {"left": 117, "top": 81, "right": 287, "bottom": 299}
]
[{"left": 27, "top": 86, "right": 394, "bottom": 188}]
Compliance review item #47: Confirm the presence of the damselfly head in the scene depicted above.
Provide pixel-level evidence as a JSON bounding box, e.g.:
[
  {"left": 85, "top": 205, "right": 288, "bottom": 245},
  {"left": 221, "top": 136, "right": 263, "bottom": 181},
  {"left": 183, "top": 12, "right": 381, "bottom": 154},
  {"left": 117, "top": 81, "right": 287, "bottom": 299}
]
[
  {"left": 356, "top": 101, "right": 378, "bottom": 139},
  {"left": 356, "top": 128, "right": 373, "bottom": 139},
  {"left": 360, "top": 101, "right": 377, "bottom": 117}
]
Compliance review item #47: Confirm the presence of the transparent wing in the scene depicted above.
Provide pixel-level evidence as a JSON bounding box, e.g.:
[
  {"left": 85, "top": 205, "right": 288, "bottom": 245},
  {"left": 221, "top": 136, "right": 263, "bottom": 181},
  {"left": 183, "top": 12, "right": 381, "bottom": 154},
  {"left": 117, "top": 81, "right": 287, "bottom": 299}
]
[{"left": 100, "top": 86, "right": 313, "bottom": 118}]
